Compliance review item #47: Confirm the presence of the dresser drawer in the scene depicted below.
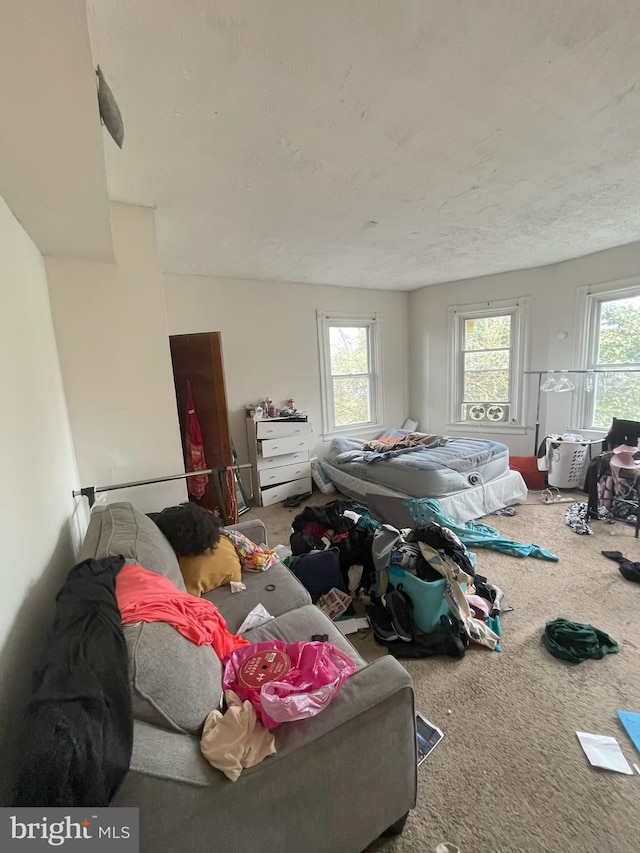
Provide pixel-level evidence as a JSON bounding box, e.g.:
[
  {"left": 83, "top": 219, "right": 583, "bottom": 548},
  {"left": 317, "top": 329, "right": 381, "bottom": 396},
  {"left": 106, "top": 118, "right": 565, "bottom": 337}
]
[
  {"left": 259, "top": 433, "right": 314, "bottom": 458},
  {"left": 258, "top": 461, "right": 311, "bottom": 488},
  {"left": 255, "top": 420, "right": 312, "bottom": 440},
  {"left": 260, "top": 477, "right": 312, "bottom": 507},
  {"left": 256, "top": 449, "right": 309, "bottom": 471}
]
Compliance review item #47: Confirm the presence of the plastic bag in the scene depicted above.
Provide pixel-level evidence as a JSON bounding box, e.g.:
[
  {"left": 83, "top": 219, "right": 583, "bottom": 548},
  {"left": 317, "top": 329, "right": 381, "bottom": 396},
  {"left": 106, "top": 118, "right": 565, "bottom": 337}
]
[{"left": 222, "top": 640, "right": 356, "bottom": 729}]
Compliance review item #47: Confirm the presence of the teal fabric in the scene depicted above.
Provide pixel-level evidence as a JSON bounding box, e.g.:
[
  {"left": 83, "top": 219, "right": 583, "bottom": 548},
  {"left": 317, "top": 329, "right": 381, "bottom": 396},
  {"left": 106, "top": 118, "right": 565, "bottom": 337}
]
[
  {"left": 403, "top": 498, "right": 560, "bottom": 562},
  {"left": 487, "top": 614, "right": 501, "bottom": 652},
  {"left": 542, "top": 617, "right": 619, "bottom": 664},
  {"left": 348, "top": 502, "right": 381, "bottom": 534}
]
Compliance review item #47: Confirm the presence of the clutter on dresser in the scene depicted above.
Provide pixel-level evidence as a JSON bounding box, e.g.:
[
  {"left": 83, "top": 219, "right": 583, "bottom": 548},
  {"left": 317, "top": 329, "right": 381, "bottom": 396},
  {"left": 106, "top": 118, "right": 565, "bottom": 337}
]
[{"left": 245, "top": 398, "right": 303, "bottom": 419}]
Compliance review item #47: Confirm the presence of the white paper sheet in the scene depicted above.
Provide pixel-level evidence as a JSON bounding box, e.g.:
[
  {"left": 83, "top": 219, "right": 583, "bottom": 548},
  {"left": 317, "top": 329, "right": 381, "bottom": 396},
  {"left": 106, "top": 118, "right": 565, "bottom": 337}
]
[
  {"left": 576, "top": 731, "right": 633, "bottom": 775},
  {"left": 336, "top": 617, "right": 369, "bottom": 635},
  {"left": 237, "top": 604, "right": 274, "bottom": 634}
]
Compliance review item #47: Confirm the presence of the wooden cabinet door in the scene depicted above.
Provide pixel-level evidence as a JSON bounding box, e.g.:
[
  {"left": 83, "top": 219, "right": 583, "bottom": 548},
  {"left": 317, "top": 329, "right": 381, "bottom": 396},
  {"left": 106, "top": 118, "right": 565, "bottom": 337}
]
[{"left": 169, "top": 332, "right": 233, "bottom": 517}]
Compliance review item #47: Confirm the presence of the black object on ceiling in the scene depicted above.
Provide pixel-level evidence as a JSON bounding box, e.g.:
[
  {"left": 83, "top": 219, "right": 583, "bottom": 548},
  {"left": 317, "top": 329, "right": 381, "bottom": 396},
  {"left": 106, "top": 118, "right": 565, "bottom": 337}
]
[{"left": 96, "top": 65, "right": 124, "bottom": 149}]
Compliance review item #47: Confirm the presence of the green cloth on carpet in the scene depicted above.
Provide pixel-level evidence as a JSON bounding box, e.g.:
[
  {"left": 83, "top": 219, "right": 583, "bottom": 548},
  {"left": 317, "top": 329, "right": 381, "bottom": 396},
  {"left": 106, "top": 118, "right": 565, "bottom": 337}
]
[{"left": 542, "top": 617, "right": 619, "bottom": 664}]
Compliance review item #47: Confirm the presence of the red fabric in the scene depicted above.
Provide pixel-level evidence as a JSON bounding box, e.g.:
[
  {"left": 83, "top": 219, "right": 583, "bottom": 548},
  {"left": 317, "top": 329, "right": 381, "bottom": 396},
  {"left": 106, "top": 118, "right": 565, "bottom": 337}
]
[
  {"left": 115, "top": 563, "right": 249, "bottom": 658},
  {"left": 185, "top": 380, "right": 209, "bottom": 499},
  {"left": 303, "top": 521, "right": 330, "bottom": 539},
  {"left": 510, "top": 456, "right": 547, "bottom": 490}
]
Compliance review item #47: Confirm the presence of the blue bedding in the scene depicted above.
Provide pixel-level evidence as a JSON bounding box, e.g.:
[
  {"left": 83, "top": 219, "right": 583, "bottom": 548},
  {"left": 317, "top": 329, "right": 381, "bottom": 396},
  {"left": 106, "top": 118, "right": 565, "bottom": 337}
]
[{"left": 326, "top": 432, "right": 510, "bottom": 498}]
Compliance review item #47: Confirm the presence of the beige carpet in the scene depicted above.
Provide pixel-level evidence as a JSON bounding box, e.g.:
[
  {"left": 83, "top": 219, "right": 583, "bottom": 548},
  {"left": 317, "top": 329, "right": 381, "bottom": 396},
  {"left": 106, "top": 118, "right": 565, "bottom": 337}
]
[{"left": 249, "top": 490, "right": 640, "bottom": 853}]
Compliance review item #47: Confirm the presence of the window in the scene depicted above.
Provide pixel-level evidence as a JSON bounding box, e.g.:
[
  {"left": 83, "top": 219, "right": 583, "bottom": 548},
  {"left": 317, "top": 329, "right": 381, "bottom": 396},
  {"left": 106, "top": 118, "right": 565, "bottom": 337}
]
[
  {"left": 578, "top": 285, "right": 640, "bottom": 429},
  {"left": 448, "top": 298, "right": 529, "bottom": 426},
  {"left": 317, "top": 311, "right": 383, "bottom": 435}
]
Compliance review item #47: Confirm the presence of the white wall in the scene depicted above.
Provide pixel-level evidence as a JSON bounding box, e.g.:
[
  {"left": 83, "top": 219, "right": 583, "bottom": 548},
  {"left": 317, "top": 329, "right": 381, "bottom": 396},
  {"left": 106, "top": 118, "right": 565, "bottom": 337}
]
[
  {"left": 46, "top": 203, "right": 187, "bottom": 512},
  {"left": 163, "top": 274, "right": 411, "bottom": 484},
  {"left": 409, "top": 241, "right": 640, "bottom": 455},
  {"left": 0, "top": 195, "right": 83, "bottom": 804}
]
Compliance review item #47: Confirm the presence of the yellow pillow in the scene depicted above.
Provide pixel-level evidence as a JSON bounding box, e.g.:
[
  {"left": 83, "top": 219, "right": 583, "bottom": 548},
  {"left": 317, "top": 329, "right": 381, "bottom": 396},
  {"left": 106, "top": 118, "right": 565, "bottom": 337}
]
[{"left": 178, "top": 537, "right": 242, "bottom": 596}]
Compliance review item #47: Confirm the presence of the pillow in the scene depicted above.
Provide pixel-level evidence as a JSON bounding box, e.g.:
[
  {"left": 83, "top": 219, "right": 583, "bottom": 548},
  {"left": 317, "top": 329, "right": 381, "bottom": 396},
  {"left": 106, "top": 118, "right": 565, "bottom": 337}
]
[
  {"left": 79, "top": 501, "right": 186, "bottom": 591},
  {"left": 124, "top": 622, "right": 222, "bottom": 734},
  {"left": 179, "top": 537, "right": 242, "bottom": 596}
]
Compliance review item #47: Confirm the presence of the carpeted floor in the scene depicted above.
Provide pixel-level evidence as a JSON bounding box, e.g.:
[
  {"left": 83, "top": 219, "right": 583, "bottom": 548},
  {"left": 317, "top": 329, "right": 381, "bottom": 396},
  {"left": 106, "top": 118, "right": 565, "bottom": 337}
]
[{"left": 248, "top": 489, "right": 640, "bottom": 853}]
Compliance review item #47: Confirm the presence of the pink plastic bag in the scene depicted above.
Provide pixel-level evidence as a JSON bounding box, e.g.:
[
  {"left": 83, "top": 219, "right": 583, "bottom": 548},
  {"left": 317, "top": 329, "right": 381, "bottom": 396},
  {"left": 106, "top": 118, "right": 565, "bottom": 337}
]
[{"left": 222, "top": 640, "right": 356, "bottom": 729}]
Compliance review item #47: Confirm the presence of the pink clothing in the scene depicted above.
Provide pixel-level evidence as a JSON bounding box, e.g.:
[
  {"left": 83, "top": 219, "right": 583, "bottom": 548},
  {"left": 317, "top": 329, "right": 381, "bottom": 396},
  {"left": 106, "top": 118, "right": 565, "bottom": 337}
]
[{"left": 115, "top": 563, "right": 249, "bottom": 659}]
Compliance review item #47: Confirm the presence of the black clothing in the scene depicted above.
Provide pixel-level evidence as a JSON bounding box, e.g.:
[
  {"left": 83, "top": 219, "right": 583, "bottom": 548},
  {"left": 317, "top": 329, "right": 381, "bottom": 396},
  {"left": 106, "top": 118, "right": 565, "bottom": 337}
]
[
  {"left": 290, "top": 501, "right": 376, "bottom": 592},
  {"left": 407, "top": 522, "right": 475, "bottom": 577},
  {"left": 15, "top": 556, "right": 132, "bottom": 807},
  {"left": 373, "top": 614, "right": 469, "bottom": 659},
  {"left": 602, "top": 550, "right": 640, "bottom": 583}
]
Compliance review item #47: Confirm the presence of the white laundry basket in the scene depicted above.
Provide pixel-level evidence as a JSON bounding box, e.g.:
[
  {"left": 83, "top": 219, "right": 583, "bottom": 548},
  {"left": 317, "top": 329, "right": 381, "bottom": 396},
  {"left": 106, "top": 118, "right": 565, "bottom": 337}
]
[{"left": 547, "top": 440, "right": 590, "bottom": 489}]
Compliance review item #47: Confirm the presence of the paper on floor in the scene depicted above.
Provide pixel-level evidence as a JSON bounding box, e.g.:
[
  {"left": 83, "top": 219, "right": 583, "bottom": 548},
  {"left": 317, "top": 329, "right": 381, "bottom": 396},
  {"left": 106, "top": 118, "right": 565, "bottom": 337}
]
[
  {"left": 576, "top": 731, "right": 633, "bottom": 775},
  {"left": 335, "top": 617, "right": 369, "bottom": 635},
  {"left": 617, "top": 710, "right": 640, "bottom": 755}
]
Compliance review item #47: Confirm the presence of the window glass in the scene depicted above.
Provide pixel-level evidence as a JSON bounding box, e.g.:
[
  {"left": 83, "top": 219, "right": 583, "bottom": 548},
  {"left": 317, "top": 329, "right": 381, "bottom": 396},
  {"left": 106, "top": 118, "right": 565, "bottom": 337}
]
[
  {"left": 332, "top": 376, "right": 371, "bottom": 426},
  {"left": 591, "top": 294, "right": 640, "bottom": 428},
  {"left": 329, "top": 327, "right": 369, "bottom": 375},
  {"left": 318, "top": 313, "right": 382, "bottom": 434}
]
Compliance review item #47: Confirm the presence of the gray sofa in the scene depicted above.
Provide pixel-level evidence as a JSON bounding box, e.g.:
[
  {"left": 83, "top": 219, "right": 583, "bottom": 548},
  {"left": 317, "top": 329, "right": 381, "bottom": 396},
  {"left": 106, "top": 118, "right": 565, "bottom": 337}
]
[{"left": 79, "top": 501, "right": 416, "bottom": 853}]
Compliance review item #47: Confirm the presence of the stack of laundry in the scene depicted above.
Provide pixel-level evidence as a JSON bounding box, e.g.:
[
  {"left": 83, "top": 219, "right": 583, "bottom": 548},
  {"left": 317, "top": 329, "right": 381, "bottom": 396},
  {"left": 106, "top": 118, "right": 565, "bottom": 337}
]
[{"left": 367, "top": 521, "right": 505, "bottom": 658}]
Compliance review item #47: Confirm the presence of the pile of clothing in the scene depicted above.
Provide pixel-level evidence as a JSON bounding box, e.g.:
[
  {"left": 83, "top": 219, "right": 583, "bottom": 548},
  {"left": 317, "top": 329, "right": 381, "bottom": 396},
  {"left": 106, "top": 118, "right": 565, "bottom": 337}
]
[
  {"left": 287, "top": 499, "right": 508, "bottom": 662},
  {"left": 289, "top": 500, "right": 378, "bottom": 594},
  {"left": 367, "top": 521, "right": 505, "bottom": 658}
]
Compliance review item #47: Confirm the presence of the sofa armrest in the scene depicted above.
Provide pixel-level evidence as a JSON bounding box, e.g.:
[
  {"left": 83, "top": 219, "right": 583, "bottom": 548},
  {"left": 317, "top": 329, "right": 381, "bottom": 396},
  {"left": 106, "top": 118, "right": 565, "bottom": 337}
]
[
  {"left": 113, "top": 655, "right": 416, "bottom": 853},
  {"left": 121, "top": 655, "right": 413, "bottom": 785},
  {"left": 271, "top": 655, "right": 414, "bottom": 759},
  {"left": 224, "top": 518, "right": 267, "bottom": 546}
]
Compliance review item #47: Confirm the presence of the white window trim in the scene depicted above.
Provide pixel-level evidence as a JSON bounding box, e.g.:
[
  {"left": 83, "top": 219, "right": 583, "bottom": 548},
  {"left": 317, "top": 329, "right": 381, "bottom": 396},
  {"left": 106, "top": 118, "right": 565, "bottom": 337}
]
[
  {"left": 317, "top": 310, "right": 385, "bottom": 440},
  {"left": 574, "top": 276, "right": 640, "bottom": 430},
  {"left": 447, "top": 296, "right": 530, "bottom": 430}
]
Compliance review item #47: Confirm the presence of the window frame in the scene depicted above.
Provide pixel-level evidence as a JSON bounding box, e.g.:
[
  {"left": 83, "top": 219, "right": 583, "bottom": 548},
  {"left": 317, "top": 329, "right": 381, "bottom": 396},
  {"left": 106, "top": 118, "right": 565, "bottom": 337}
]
[
  {"left": 317, "top": 310, "right": 384, "bottom": 439},
  {"left": 574, "top": 279, "right": 640, "bottom": 430},
  {"left": 447, "top": 297, "right": 530, "bottom": 431}
]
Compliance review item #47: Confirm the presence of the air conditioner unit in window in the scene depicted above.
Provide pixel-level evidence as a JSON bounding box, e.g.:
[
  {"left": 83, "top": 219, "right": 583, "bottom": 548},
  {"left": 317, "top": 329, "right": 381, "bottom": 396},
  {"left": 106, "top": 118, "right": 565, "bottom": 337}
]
[{"left": 464, "top": 403, "right": 511, "bottom": 423}]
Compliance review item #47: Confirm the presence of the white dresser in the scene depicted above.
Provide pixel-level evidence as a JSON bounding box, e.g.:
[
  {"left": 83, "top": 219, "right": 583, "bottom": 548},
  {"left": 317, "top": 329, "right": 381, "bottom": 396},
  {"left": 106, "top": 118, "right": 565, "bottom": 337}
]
[{"left": 246, "top": 416, "right": 314, "bottom": 506}]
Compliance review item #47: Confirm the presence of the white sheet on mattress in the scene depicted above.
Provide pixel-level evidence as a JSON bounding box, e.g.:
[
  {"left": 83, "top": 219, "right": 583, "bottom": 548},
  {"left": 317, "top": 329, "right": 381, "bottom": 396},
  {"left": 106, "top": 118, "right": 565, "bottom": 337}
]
[{"left": 322, "top": 461, "right": 527, "bottom": 523}]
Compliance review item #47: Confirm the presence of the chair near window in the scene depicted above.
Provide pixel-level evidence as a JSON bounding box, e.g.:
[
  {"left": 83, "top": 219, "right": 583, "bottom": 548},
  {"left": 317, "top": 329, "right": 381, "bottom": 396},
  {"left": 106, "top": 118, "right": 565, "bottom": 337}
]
[
  {"left": 586, "top": 418, "right": 640, "bottom": 538},
  {"left": 603, "top": 418, "right": 640, "bottom": 451}
]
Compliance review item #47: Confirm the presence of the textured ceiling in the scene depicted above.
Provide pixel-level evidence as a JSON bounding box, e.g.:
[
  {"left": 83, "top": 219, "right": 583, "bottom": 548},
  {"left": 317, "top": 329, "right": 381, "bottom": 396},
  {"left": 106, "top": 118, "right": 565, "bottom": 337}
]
[{"left": 88, "top": 0, "right": 640, "bottom": 290}]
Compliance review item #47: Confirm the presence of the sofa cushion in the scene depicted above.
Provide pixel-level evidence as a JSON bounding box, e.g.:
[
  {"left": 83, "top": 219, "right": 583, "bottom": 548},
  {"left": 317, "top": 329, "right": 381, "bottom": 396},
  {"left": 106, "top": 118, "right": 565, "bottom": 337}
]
[
  {"left": 179, "top": 537, "right": 242, "bottom": 597},
  {"left": 205, "top": 561, "right": 312, "bottom": 633},
  {"left": 124, "top": 621, "right": 223, "bottom": 735},
  {"left": 248, "top": 604, "right": 367, "bottom": 668},
  {"left": 78, "top": 502, "right": 186, "bottom": 592}
]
